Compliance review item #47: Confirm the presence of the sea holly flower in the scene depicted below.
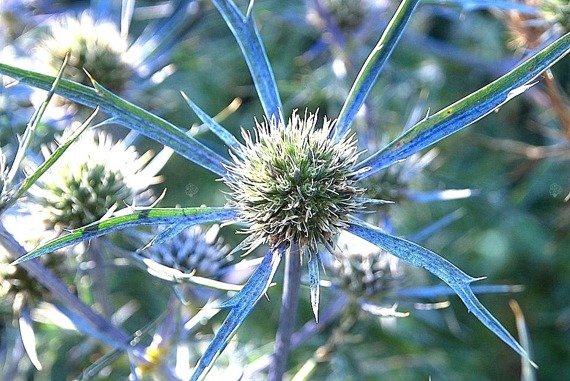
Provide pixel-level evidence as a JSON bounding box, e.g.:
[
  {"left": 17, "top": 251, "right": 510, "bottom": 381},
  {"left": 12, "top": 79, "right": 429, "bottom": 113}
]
[
  {"left": 27, "top": 128, "right": 161, "bottom": 232},
  {"left": 1, "top": 0, "right": 569, "bottom": 379}
]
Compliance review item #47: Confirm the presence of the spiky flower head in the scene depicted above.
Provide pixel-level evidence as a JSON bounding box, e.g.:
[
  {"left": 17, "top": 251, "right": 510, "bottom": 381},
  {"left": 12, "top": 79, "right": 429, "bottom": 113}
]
[
  {"left": 37, "top": 12, "right": 133, "bottom": 93},
  {"left": 141, "top": 225, "right": 232, "bottom": 280},
  {"left": 30, "top": 128, "right": 160, "bottom": 231},
  {"left": 224, "top": 111, "right": 364, "bottom": 255},
  {"left": 365, "top": 150, "right": 437, "bottom": 203},
  {"left": 0, "top": 244, "right": 67, "bottom": 304},
  {"left": 330, "top": 230, "right": 402, "bottom": 297}
]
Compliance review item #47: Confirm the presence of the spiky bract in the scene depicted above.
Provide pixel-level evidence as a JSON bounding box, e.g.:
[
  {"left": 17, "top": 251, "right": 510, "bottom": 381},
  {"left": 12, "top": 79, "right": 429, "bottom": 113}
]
[{"left": 225, "top": 111, "right": 364, "bottom": 255}]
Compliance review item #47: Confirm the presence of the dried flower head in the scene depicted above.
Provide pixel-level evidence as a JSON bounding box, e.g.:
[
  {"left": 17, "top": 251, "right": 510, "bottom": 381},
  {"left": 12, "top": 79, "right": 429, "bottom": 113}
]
[
  {"left": 30, "top": 129, "right": 160, "bottom": 231},
  {"left": 141, "top": 225, "right": 232, "bottom": 280},
  {"left": 224, "top": 111, "right": 364, "bottom": 255},
  {"left": 330, "top": 230, "right": 402, "bottom": 297},
  {"left": 37, "top": 12, "right": 134, "bottom": 93}
]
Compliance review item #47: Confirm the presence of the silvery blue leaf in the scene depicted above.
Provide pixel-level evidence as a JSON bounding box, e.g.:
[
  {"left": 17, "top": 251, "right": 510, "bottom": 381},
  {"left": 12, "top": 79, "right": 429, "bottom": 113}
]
[
  {"left": 211, "top": 0, "right": 283, "bottom": 121},
  {"left": 347, "top": 218, "right": 535, "bottom": 366},
  {"left": 191, "top": 249, "right": 282, "bottom": 381},
  {"left": 357, "top": 33, "right": 570, "bottom": 178},
  {"left": 333, "top": 0, "right": 421, "bottom": 140}
]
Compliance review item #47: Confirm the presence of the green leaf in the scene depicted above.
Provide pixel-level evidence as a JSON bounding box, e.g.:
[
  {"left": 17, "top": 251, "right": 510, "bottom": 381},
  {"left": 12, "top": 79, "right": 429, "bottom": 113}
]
[
  {"left": 1, "top": 109, "right": 99, "bottom": 213},
  {"left": 12, "top": 207, "right": 238, "bottom": 264},
  {"left": 357, "top": 33, "right": 570, "bottom": 178},
  {"left": 333, "top": 0, "right": 421, "bottom": 140},
  {"left": 0, "top": 63, "right": 228, "bottom": 175}
]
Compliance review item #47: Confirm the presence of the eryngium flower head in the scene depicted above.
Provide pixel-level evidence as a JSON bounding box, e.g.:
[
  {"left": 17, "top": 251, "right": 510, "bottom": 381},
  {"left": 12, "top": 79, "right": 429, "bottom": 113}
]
[
  {"left": 37, "top": 12, "right": 133, "bottom": 93},
  {"left": 224, "top": 110, "right": 364, "bottom": 254},
  {"left": 330, "top": 230, "right": 402, "bottom": 297},
  {"left": 142, "top": 225, "right": 232, "bottom": 279},
  {"left": 31, "top": 129, "right": 160, "bottom": 231},
  {"left": 0, "top": 244, "right": 67, "bottom": 303}
]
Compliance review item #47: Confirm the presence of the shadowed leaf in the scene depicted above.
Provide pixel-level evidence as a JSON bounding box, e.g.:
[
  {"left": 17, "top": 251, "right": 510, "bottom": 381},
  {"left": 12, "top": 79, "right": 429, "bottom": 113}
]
[
  {"left": 357, "top": 33, "right": 570, "bottom": 178},
  {"left": 347, "top": 218, "right": 535, "bottom": 366},
  {"left": 191, "top": 249, "right": 282, "bottom": 381},
  {"left": 333, "top": 0, "right": 420, "bottom": 140},
  {"left": 212, "top": 0, "right": 283, "bottom": 121}
]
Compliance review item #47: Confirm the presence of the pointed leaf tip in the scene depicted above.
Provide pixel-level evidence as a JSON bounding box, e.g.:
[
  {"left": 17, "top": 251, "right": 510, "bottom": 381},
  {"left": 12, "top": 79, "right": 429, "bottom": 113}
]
[
  {"left": 308, "top": 255, "right": 320, "bottom": 322},
  {"left": 347, "top": 218, "right": 534, "bottom": 365},
  {"left": 190, "top": 249, "right": 282, "bottom": 381}
]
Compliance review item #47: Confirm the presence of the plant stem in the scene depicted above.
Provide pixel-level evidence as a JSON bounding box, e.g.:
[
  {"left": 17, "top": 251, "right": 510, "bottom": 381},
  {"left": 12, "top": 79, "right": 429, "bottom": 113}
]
[
  {"left": 268, "top": 245, "right": 302, "bottom": 381},
  {"left": 0, "top": 223, "right": 142, "bottom": 358}
]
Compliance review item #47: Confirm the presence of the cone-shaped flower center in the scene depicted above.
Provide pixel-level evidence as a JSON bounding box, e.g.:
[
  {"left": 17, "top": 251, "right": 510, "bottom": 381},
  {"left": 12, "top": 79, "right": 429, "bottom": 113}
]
[{"left": 225, "top": 111, "right": 364, "bottom": 254}]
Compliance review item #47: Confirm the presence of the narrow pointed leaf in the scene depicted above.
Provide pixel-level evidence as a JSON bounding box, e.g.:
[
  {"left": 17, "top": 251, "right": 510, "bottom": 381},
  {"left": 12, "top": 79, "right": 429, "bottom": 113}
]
[
  {"left": 404, "top": 188, "right": 477, "bottom": 203},
  {"left": 211, "top": 0, "right": 282, "bottom": 121},
  {"left": 13, "top": 207, "right": 239, "bottom": 264},
  {"left": 333, "top": 0, "right": 420, "bottom": 140},
  {"left": 139, "top": 222, "right": 189, "bottom": 251},
  {"left": 128, "top": 253, "right": 243, "bottom": 291},
  {"left": 181, "top": 92, "right": 242, "bottom": 150},
  {"left": 7, "top": 53, "right": 69, "bottom": 185},
  {"left": 347, "top": 218, "right": 534, "bottom": 365},
  {"left": 357, "top": 33, "right": 570, "bottom": 178},
  {"left": 0, "top": 63, "right": 228, "bottom": 175},
  {"left": 2, "top": 109, "right": 98, "bottom": 213},
  {"left": 396, "top": 284, "right": 525, "bottom": 298},
  {"left": 407, "top": 209, "right": 464, "bottom": 243},
  {"left": 18, "top": 305, "right": 42, "bottom": 370},
  {"left": 191, "top": 249, "right": 282, "bottom": 381},
  {"left": 424, "top": 0, "right": 540, "bottom": 14},
  {"left": 308, "top": 254, "right": 320, "bottom": 322}
]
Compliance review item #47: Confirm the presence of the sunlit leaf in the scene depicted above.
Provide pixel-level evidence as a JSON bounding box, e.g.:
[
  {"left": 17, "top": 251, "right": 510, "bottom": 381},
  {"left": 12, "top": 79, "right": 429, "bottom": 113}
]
[
  {"left": 357, "top": 33, "right": 570, "bottom": 178},
  {"left": 12, "top": 207, "right": 239, "bottom": 264},
  {"left": 18, "top": 304, "right": 42, "bottom": 370},
  {"left": 0, "top": 63, "right": 228, "bottom": 175}
]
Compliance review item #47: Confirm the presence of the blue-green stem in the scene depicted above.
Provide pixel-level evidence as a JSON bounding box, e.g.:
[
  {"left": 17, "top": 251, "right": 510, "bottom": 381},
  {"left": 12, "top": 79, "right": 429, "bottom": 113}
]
[
  {"left": 0, "top": 223, "right": 139, "bottom": 357},
  {"left": 269, "top": 245, "right": 302, "bottom": 381}
]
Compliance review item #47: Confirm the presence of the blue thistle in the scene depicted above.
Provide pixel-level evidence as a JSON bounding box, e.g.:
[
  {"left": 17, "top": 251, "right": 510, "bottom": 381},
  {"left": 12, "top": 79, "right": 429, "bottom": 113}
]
[{"left": 1, "top": 0, "right": 569, "bottom": 379}]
